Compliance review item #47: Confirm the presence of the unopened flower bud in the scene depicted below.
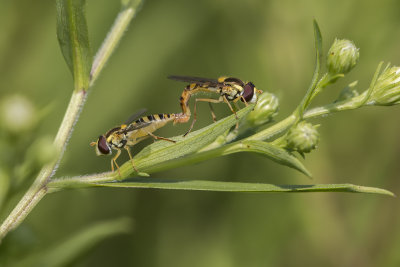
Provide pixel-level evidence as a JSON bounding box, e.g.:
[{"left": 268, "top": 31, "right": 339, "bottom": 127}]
[
  {"left": 369, "top": 66, "right": 400, "bottom": 106},
  {"left": 246, "top": 92, "right": 279, "bottom": 126},
  {"left": 327, "top": 39, "right": 359, "bottom": 75},
  {"left": 286, "top": 121, "right": 319, "bottom": 153}
]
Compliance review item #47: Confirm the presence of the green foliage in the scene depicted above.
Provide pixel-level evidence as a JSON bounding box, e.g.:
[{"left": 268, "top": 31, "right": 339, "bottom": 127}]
[
  {"left": 1, "top": 1, "right": 400, "bottom": 266},
  {"left": 96, "top": 179, "right": 394, "bottom": 195},
  {"left": 56, "top": 0, "right": 91, "bottom": 91}
]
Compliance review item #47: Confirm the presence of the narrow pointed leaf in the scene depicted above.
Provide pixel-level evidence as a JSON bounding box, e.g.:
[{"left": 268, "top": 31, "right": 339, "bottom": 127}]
[
  {"left": 56, "top": 0, "right": 91, "bottom": 90},
  {"left": 297, "top": 19, "right": 323, "bottom": 114},
  {"left": 114, "top": 105, "right": 254, "bottom": 178},
  {"left": 93, "top": 178, "right": 394, "bottom": 196},
  {"left": 239, "top": 140, "right": 311, "bottom": 176},
  {"left": 138, "top": 138, "right": 311, "bottom": 178},
  {"left": 313, "top": 19, "right": 323, "bottom": 67}
]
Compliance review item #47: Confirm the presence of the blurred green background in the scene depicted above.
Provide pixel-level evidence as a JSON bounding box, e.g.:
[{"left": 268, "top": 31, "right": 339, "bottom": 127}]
[{"left": 1, "top": 0, "right": 400, "bottom": 266}]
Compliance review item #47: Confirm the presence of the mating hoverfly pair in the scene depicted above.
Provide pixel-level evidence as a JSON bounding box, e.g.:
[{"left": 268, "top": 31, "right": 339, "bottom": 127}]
[{"left": 90, "top": 76, "right": 263, "bottom": 175}]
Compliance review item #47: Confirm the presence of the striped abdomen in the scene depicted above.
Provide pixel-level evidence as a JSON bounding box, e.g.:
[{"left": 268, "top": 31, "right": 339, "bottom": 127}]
[{"left": 126, "top": 113, "right": 176, "bottom": 141}]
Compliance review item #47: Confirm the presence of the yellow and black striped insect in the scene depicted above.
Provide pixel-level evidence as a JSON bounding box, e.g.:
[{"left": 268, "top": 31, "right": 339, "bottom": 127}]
[
  {"left": 169, "top": 75, "right": 263, "bottom": 135},
  {"left": 90, "top": 109, "right": 184, "bottom": 175}
]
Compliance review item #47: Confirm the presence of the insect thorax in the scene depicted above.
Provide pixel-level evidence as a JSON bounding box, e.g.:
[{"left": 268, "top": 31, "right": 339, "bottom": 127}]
[
  {"left": 222, "top": 86, "right": 241, "bottom": 100},
  {"left": 108, "top": 132, "right": 127, "bottom": 149}
]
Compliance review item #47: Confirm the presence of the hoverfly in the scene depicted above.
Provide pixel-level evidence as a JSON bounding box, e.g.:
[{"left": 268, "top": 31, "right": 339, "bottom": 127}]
[
  {"left": 168, "top": 75, "right": 263, "bottom": 136},
  {"left": 90, "top": 109, "right": 185, "bottom": 175}
]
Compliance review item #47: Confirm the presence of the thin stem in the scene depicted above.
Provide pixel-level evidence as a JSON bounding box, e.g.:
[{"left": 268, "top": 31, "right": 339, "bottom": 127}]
[
  {"left": 0, "top": 90, "right": 87, "bottom": 241},
  {"left": 0, "top": 2, "right": 141, "bottom": 241},
  {"left": 48, "top": 142, "right": 250, "bottom": 188},
  {"left": 303, "top": 91, "right": 369, "bottom": 119}
]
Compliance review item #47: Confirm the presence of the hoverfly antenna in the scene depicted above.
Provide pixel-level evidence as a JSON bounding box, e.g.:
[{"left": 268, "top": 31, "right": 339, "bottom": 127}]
[
  {"left": 97, "top": 135, "right": 111, "bottom": 155},
  {"left": 242, "top": 82, "right": 255, "bottom": 103}
]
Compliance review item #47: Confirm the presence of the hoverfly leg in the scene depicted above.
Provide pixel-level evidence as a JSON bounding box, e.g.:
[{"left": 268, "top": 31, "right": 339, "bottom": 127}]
[
  {"left": 240, "top": 96, "right": 249, "bottom": 107},
  {"left": 147, "top": 131, "right": 176, "bottom": 143},
  {"left": 112, "top": 149, "right": 122, "bottom": 177},
  {"left": 184, "top": 98, "right": 224, "bottom": 137},
  {"left": 125, "top": 146, "right": 139, "bottom": 173},
  {"left": 183, "top": 98, "right": 199, "bottom": 137},
  {"left": 222, "top": 95, "right": 238, "bottom": 120},
  {"left": 183, "top": 119, "right": 196, "bottom": 137},
  {"left": 222, "top": 95, "right": 239, "bottom": 130},
  {"left": 208, "top": 102, "right": 217, "bottom": 122}
]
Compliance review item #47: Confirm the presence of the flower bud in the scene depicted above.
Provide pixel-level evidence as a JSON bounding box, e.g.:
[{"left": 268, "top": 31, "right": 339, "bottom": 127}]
[
  {"left": 327, "top": 39, "right": 359, "bottom": 75},
  {"left": 0, "top": 95, "right": 36, "bottom": 133},
  {"left": 369, "top": 66, "right": 400, "bottom": 106},
  {"left": 286, "top": 121, "right": 319, "bottom": 153},
  {"left": 246, "top": 92, "right": 279, "bottom": 126}
]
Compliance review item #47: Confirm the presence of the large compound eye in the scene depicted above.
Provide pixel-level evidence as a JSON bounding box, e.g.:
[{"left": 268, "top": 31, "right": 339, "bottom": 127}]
[
  {"left": 97, "top": 135, "right": 111, "bottom": 154},
  {"left": 241, "top": 82, "right": 255, "bottom": 102}
]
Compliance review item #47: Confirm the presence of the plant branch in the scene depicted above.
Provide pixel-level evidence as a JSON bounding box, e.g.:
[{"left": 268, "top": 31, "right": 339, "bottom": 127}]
[
  {"left": 0, "top": 89, "right": 87, "bottom": 241},
  {"left": 0, "top": 1, "right": 141, "bottom": 242}
]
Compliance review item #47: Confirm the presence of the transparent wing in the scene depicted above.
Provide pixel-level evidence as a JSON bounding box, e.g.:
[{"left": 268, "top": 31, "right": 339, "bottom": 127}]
[
  {"left": 125, "top": 121, "right": 152, "bottom": 133},
  {"left": 168, "top": 75, "right": 220, "bottom": 87},
  {"left": 124, "top": 108, "right": 147, "bottom": 125}
]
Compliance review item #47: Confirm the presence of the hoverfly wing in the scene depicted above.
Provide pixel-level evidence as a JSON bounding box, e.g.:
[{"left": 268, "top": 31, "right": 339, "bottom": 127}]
[
  {"left": 124, "top": 108, "right": 148, "bottom": 125},
  {"left": 124, "top": 120, "right": 152, "bottom": 133},
  {"left": 168, "top": 75, "right": 220, "bottom": 87}
]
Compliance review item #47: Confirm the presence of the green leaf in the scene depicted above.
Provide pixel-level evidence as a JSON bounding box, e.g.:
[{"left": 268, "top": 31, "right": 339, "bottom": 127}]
[
  {"left": 94, "top": 178, "right": 394, "bottom": 196},
  {"left": 296, "top": 19, "right": 323, "bottom": 115},
  {"left": 239, "top": 140, "right": 311, "bottom": 177},
  {"left": 313, "top": 19, "right": 323, "bottom": 68},
  {"left": 12, "top": 218, "right": 132, "bottom": 267},
  {"left": 145, "top": 139, "right": 311, "bottom": 177},
  {"left": 56, "top": 0, "right": 92, "bottom": 91},
  {"left": 114, "top": 104, "right": 255, "bottom": 179}
]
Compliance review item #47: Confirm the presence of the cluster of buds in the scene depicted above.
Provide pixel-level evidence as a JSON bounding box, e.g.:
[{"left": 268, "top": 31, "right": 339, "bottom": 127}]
[{"left": 326, "top": 39, "right": 400, "bottom": 107}]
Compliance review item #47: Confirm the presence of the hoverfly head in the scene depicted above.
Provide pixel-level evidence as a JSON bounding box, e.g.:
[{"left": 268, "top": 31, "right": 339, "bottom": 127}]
[
  {"left": 242, "top": 82, "right": 257, "bottom": 103},
  {"left": 90, "top": 135, "right": 111, "bottom": 156}
]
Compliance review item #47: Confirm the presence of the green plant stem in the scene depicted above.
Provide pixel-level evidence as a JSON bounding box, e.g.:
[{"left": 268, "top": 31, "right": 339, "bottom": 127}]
[
  {"left": 0, "top": 90, "right": 87, "bottom": 241},
  {"left": 0, "top": 2, "right": 140, "bottom": 242},
  {"left": 303, "top": 91, "right": 368, "bottom": 119},
  {"left": 294, "top": 20, "right": 322, "bottom": 117},
  {"left": 47, "top": 142, "right": 253, "bottom": 189}
]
